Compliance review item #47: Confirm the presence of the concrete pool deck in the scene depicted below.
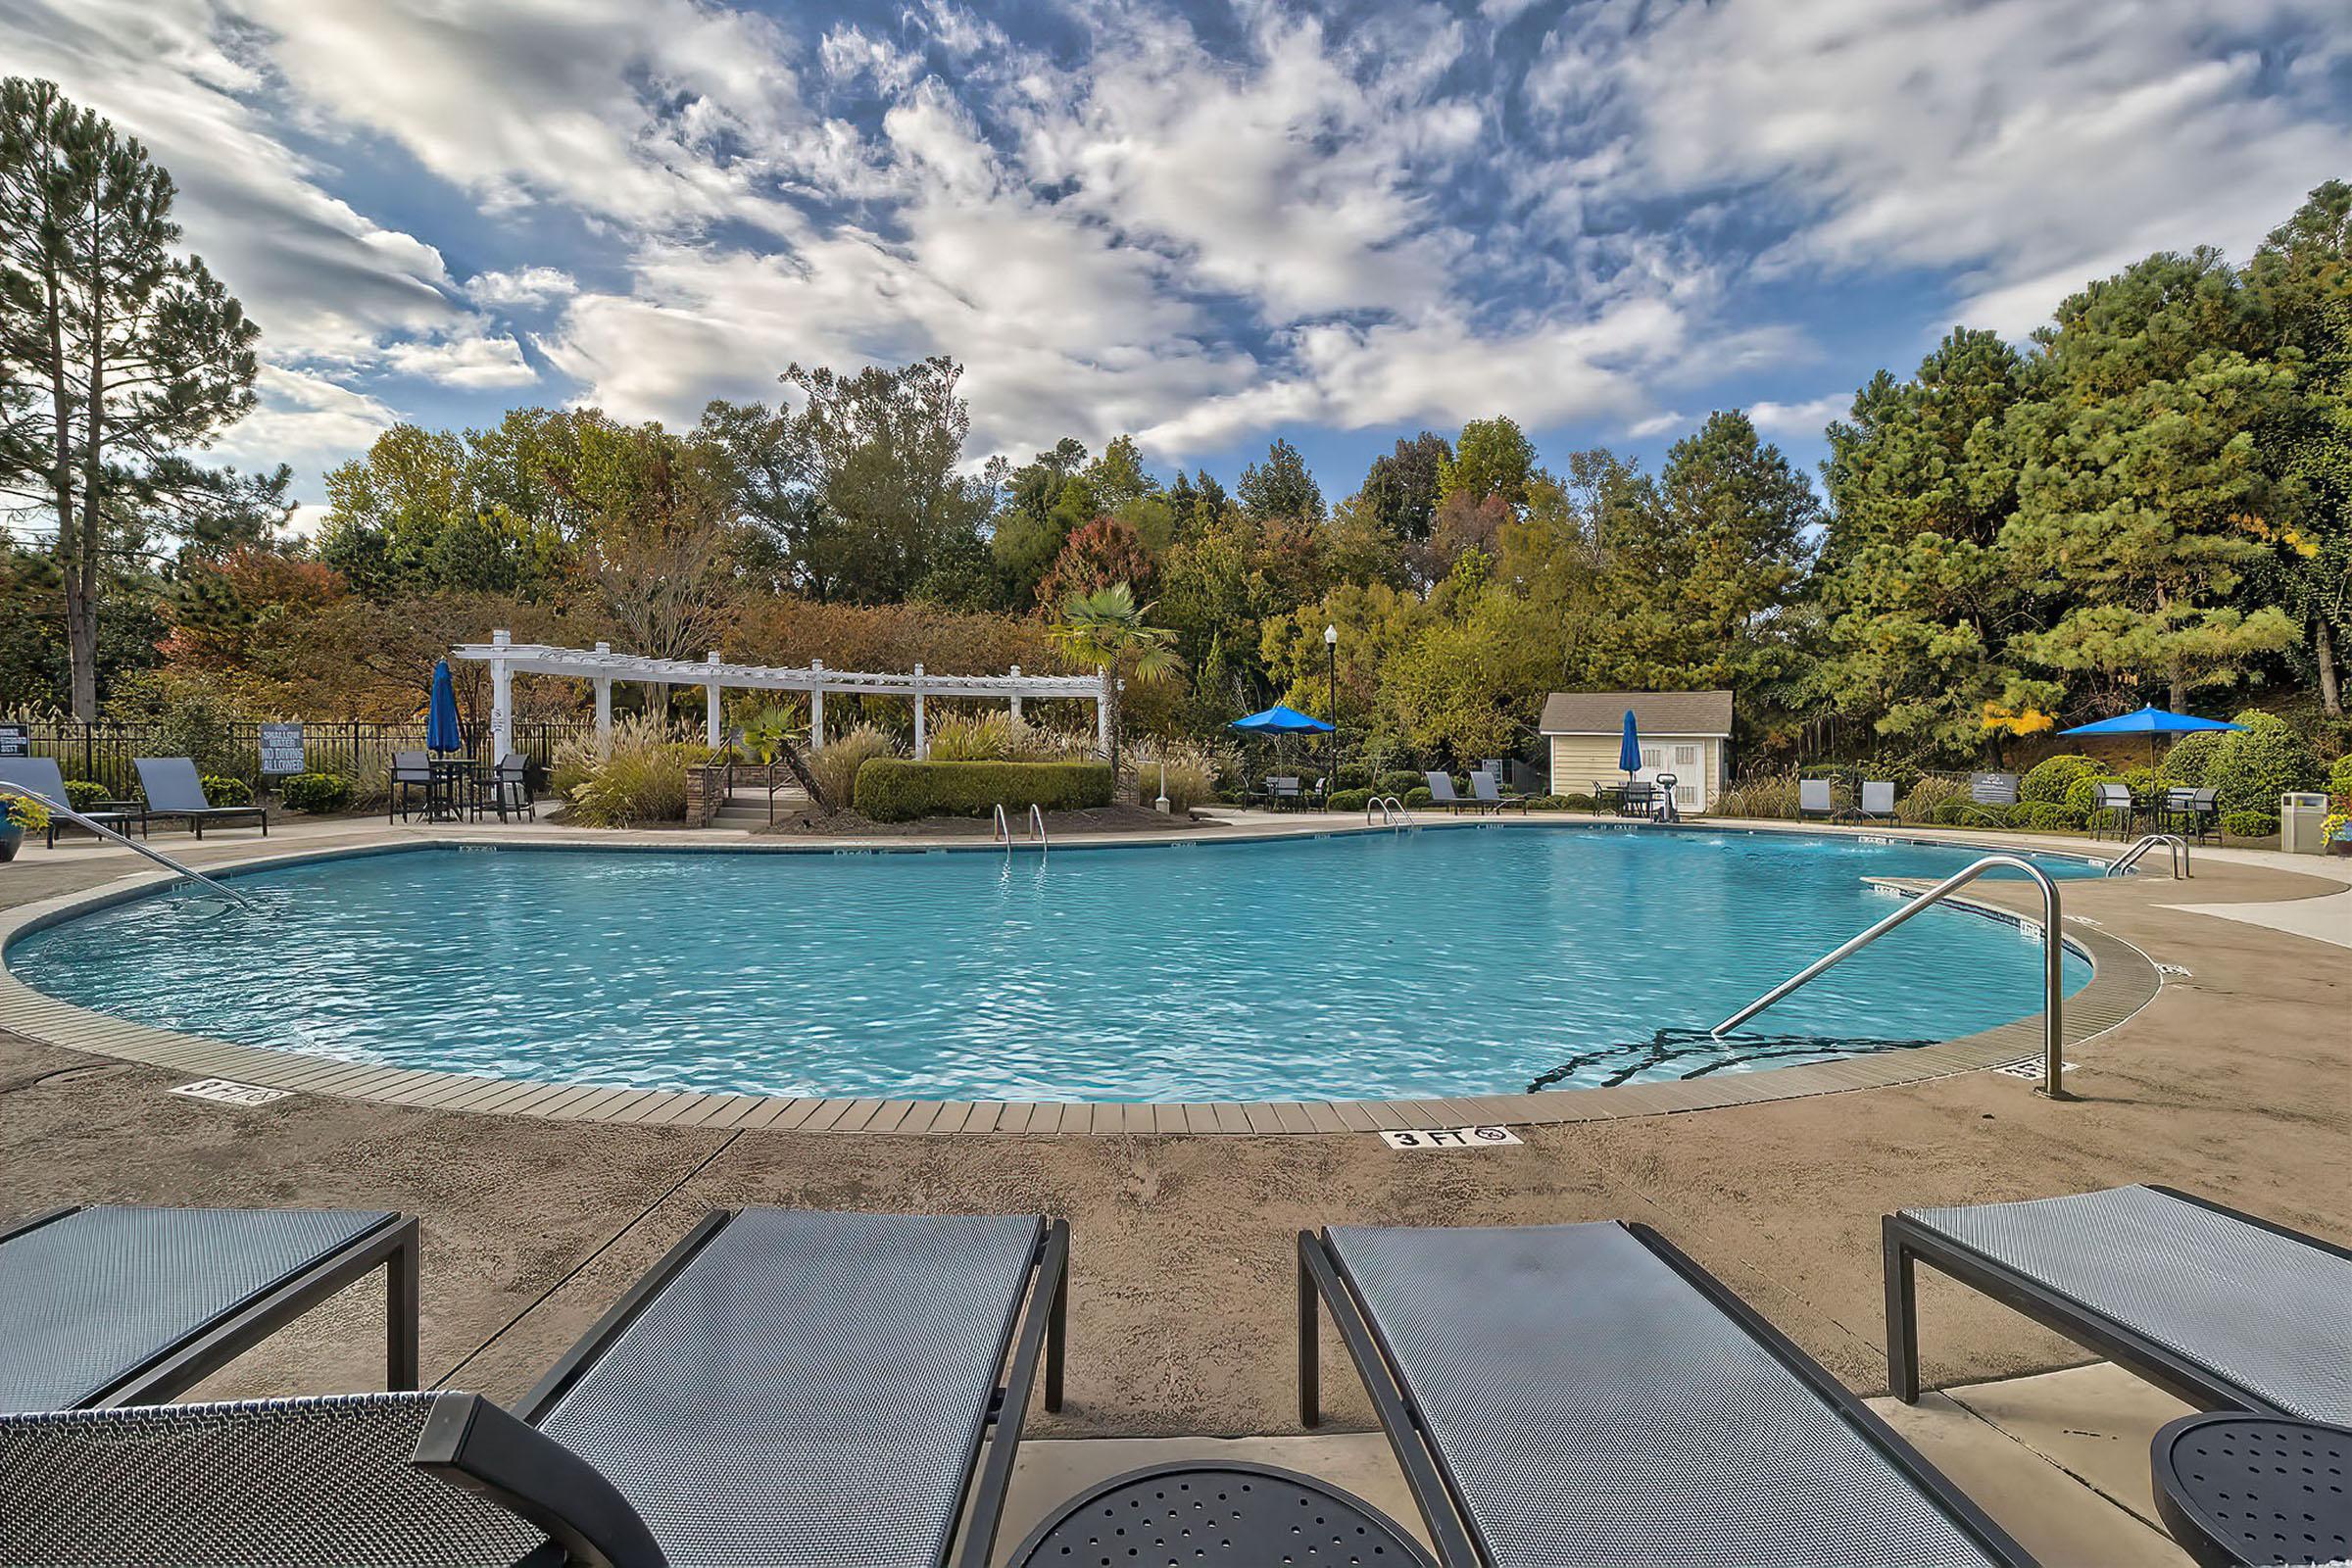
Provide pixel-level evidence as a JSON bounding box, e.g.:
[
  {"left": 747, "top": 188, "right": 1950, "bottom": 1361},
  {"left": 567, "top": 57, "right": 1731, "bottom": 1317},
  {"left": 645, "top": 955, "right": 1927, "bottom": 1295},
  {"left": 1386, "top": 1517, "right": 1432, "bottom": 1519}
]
[{"left": 0, "top": 810, "right": 2344, "bottom": 1565}]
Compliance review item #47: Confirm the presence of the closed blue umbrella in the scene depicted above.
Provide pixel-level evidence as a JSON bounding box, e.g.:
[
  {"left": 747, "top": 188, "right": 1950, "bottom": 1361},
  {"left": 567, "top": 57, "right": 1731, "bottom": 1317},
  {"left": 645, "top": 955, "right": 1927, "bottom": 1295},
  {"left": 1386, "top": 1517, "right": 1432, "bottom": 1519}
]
[
  {"left": 1618, "top": 709, "right": 1642, "bottom": 778},
  {"left": 426, "top": 659, "right": 464, "bottom": 755}
]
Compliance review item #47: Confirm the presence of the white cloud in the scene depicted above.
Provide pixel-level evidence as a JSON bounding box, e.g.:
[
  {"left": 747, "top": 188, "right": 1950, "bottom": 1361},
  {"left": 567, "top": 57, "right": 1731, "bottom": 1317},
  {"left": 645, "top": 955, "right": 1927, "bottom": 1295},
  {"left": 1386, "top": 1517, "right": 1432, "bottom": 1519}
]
[
  {"left": 382, "top": 325, "right": 540, "bottom": 390},
  {"left": 464, "top": 268, "right": 578, "bottom": 308},
  {"left": 1535, "top": 0, "right": 2352, "bottom": 334},
  {"left": 209, "top": 366, "right": 401, "bottom": 507},
  {"left": 1746, "top": 394, "right": 1849, "bottom": 438}
]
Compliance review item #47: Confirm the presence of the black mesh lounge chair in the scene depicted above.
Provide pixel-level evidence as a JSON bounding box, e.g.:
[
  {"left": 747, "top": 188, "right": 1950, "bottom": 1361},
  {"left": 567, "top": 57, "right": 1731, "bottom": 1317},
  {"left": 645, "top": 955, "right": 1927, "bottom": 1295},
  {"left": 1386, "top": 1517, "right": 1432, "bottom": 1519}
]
[
  {"left": 1425, "top": 772, "right": 1479, "bottom": 814},
  {"left": 0, "top": 1207, "right": 1068, "bottom": 1568},
  {"left": 133, "top": 757, "right": 268, "bottom": 839},
  {"left": 0, "top": 1204, "right": 417, "bottom": 1413},
  {"left": 1298, "top": 1221, "right": 2034, "bottom": 1568},
  {"left": 1468, "top": 771, "right": 1526, "bottom": 814},
  {"left": 1850, "top": 780, "right": 1897, "bottom": 823},
  {"left": 1885, "top": 1185, "right": 2351, "bottom": 1423},
  {"left": 0, "top": 756, "right": 143, "bottom": 845}
]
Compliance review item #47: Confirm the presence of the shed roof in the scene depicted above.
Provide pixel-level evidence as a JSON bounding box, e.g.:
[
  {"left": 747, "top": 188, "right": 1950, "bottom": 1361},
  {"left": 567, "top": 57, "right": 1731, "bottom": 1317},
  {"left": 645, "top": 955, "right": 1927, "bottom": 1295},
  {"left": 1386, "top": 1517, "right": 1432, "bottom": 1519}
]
[{"left": 1540, "top": 690, "right": 1733, "bottom": 737}]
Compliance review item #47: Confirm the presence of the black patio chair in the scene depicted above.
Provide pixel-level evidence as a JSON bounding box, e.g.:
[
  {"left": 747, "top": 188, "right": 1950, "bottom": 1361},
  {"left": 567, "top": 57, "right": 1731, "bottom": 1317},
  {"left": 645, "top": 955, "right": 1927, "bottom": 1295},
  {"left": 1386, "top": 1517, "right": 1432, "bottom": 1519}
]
[
  {"left": 132, "top": 758, "right": 268, "bottom": 840},
  {"left": 0, "top": 1207, "right": 1069, "bottom": 1568},
  {"left": 0, "top": 756, "right": 143, "bottom": 845},
  {"left": 1617, "top": 781, "right": 1658, "bottom": 818},
  {"left": 1298, "top": 1220, "right": 2034, "bottom": 1567},
  {"left": 2165, "top": 786, "right": 2221, "bottom": 845},
  {"left": 391, "top": 750, "right": 434, "bottom": 822},
  {"left": 475, "top": 753, "right": 535, "bottom": 823},
  {"left": 2090, "top": 780, "right": 2138, "bottom": 841},
  {"left": 1885, "top": 1185, "right": 2350, "bottom": 1422},
  {"left": 0, "top": 1204, "right": 417, "bottom": 1414}
]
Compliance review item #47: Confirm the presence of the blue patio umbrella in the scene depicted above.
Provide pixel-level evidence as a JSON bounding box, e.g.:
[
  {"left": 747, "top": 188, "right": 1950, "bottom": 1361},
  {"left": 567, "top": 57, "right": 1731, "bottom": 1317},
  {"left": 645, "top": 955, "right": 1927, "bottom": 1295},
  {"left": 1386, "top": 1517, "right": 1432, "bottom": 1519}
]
[
  {"left": 425, "top": 659, "right": 464, "bottom": 755},
  {"left": 1228, "top": 704, "right": 1335, "bottom": 736},
  {"left": 2060, "top": 705, "right": 2242, "bottom": 767},
  {"left": 1618, "top": 709, "right": 1642, "bottom": 778}
]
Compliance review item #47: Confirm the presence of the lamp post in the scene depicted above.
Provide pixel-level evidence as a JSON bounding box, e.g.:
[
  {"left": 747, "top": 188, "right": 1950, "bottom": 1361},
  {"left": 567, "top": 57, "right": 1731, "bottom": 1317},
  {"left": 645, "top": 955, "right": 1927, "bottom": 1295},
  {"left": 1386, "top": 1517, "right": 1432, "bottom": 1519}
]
[{"left": 1324, "top": 623, "right": 1339, "bottom": 788}]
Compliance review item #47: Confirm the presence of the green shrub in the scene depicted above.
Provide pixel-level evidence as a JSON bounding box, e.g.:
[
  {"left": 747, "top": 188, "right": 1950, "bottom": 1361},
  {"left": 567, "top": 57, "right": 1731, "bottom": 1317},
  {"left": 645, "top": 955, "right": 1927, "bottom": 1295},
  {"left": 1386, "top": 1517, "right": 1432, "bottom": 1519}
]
[
  {"left": 2327, "top": 752, "right": 2352, "bottom": 801},
  {"left": 2020, "top": 754, "right": 2100, "bottom": 804},
  {"left": 854, "top": 760, "right": 1114, "bottom": 821},
  {"left": 279, "top": 772, "right": 353, "bottom": 813},
  {"left": 2020, "top": 802, "right": 2084, "bottom": 833},
  {"left": 1402, "top": 786, "right": 1434, "bottom": 808},
  {"left": 808, "top": 724, "right": 898, "bottom": 808},
  {"left": 1376, "top": 770, "right": 1423, "bottom": 800},
  {"left": 1549, "top": 792, "right": 1598, "bottom": 811},
  {"left": 201, "top": 774, "right": 252, "bottom": 807},
  {"left": 1896, "top": 777, "right": 1962, "bottom": 824},
  {"left": 5, "top": 793, "right": 50, "bottom": 833},
  {"left": 556, "top": 716, "right": 693, "bottom": 827},
  {"left": 2221, "top": 809, "right": 2279, "bottom": 841},
  {"left": 1327, "top": 788, "right": 1374, "bottom": 812},
  {"left": 2206, "top": 711, "right": 2323, "bottom": 817},
  {"left": 62, "top": 779, "right": 108, "bottom": 812},
  {"left": 2159, "top": 731, "right": 2226, "bottom": 785}
]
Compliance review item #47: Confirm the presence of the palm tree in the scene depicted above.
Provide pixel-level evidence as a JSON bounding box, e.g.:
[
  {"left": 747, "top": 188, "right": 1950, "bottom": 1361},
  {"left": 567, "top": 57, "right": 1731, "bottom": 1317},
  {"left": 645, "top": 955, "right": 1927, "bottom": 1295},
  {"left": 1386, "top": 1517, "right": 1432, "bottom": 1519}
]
[{"left": 1051, "top": 582, "right": 1184, "bottom": 771}]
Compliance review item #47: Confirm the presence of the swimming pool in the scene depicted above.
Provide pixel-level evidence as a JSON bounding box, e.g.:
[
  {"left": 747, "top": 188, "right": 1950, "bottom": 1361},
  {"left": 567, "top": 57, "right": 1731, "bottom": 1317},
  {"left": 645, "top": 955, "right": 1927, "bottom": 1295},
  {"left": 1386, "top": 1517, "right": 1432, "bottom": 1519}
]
[{"left": 7, "top": 827, "right": 2096, "bottom": 1103}]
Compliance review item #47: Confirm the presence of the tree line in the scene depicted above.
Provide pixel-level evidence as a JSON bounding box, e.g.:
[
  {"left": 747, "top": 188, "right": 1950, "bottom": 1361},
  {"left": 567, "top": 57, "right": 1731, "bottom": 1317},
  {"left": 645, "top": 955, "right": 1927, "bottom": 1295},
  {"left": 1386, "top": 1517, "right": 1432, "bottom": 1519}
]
[{"left": 3, "top": 78, "right": 2343, "bottom": 771}]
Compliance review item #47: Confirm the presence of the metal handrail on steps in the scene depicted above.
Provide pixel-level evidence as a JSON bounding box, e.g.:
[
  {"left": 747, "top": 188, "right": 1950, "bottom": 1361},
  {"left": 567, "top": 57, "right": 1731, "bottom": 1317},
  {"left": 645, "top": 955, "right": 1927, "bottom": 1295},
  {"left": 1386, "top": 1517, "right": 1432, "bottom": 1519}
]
[
  {"left": 1710, "top": 854, "right": 2070, "bottom": 1100},
  {"left": 1, "top": 785, "right": 256, "bottom": 909},
  {"left": 1363, "top": 796, "right": 1414, "bottom": 829},
  {"left": 1028, "top": 804, "right": 1049, "bottom": 854},
  {"left": 2107, "top": 833, "right": 2189, "bottom": 879},
  {"left": 993, "top": 803, "right": 1049, "bottom": 852}
]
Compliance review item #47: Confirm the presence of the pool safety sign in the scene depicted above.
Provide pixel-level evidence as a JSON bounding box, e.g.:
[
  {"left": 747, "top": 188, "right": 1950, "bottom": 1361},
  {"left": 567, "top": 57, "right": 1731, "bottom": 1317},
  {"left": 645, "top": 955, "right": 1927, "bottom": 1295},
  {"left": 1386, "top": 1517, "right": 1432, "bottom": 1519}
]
[
  {"left": 258, "top": 722, "right": 306, "bottom": 775},
  {"left": 0, "top": 724, "right": 24, "bottom": 758},
  {"left": 1379, "top": 1125, "right": 1521, "bottom": 1151}
]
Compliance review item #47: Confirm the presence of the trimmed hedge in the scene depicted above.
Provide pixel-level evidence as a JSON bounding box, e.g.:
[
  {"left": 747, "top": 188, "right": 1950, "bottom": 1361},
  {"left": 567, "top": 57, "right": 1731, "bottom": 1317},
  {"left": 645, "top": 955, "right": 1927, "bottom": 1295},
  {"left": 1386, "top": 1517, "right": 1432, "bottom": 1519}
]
[
  {"left": 1402, "top": 786, "right": 1434, "bottom": 808},
  {"left": 279, "top": 772, "right": 353, "bottom": 813},
  {"left": 202, "top": 774, "right": 253, "bottom": 807},
  {"left": 1326, "top": 787, "right": 1374, "bottom": 812},
  {"left": 854, "top": 759, "right": 1113, "bottom": 822},
  {"left": 1375, "top": 770, "right": 1424, "bottom": 799},
  {"left": 2221, "top": 809, "right": 2279, "bottom": 840}
]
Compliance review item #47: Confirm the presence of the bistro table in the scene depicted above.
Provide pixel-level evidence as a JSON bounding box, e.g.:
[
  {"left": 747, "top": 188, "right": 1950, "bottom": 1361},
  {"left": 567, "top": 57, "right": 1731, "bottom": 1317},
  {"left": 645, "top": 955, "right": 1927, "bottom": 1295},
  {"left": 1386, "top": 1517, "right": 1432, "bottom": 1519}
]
[
  {"left": 2151, "top": 1412, "right": 2351, "bottom": 1567},
  {"left": 1004, "top": 1460, "right": 1436, "bottom": 1567},
  {"left": 424, "top": 756, "right": 479, "bottom": 823}
]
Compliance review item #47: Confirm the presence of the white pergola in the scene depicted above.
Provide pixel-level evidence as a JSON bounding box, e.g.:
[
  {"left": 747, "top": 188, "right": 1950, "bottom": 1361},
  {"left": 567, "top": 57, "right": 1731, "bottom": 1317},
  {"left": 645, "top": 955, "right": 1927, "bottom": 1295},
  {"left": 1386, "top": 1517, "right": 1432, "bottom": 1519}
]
[{"left": 452, "top": 630, "right": 1110, "bottom": 760}]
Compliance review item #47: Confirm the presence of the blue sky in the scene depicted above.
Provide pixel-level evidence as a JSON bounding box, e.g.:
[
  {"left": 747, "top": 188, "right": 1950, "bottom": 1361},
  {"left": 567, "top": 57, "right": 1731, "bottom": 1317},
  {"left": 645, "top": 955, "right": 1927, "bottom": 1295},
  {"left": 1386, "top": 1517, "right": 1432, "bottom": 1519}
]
[{"left": 3, "top": 0, "right": 2346, "bottom": 517}]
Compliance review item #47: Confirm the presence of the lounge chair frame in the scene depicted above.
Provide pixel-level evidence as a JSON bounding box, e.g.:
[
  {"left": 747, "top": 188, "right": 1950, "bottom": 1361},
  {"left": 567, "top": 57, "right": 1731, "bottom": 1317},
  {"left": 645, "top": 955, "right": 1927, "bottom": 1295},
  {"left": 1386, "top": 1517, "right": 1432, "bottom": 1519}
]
[
  {"left": 1300, "top": 1222, "right": 2027, "bottom": 1568},
  {"left": 0, "top": 1205, "right": 418, "bottom": 1407},
  {"left": 132, "top": 758, "right": 270, "bottom": 840},
  {"left": 519, "top": 1208, "right": 1069, "bottom": 1568},
  {"left": 1883, "top": 1185, "right": 2352, "bottom": 1413}
]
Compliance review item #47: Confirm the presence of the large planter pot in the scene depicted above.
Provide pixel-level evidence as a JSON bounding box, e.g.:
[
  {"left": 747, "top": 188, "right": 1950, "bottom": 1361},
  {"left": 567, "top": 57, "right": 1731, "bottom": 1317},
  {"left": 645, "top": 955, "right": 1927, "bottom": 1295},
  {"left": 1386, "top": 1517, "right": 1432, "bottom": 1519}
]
[{"left": 0, "top": 824, "right": 22, "bottom": 862}]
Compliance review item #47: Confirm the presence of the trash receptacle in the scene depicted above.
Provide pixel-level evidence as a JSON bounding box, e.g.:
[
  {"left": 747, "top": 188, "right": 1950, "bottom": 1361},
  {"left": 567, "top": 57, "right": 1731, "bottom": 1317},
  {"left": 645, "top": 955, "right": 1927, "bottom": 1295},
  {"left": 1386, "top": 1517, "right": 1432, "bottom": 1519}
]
[{"left": 2281, "top": 792, "right": 2329, "bottom": 854}]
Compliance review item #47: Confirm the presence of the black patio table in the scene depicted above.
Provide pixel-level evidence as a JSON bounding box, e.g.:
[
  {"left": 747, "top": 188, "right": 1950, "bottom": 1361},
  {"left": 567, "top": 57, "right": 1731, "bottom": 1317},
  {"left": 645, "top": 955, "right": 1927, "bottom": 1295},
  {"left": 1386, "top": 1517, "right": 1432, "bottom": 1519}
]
[
  {"left": 425, "top": 756, "right": 479, "bottom": 822},
  {"left": 1004, "top": 1460, "right": 1435, "bottom": 1566},
  {"left": 2151, "top": 1413, "right": 2350, "bottom": 1566}
]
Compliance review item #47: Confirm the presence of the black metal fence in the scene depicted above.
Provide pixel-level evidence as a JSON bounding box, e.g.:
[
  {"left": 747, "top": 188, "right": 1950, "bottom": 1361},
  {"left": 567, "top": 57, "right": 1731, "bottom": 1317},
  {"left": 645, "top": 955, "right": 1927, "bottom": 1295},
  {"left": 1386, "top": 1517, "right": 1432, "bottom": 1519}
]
[{"left": 2, "top": 718, "right": 595, "bottom": 800}]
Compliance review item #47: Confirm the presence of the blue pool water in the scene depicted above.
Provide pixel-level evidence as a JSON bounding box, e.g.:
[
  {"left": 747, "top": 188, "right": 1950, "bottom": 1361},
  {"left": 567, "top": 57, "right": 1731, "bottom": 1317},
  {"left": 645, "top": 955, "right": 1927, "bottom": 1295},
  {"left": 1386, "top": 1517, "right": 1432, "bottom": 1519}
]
[{"left": 8, "top": 827, "right": 2096, "bottom": 1102}]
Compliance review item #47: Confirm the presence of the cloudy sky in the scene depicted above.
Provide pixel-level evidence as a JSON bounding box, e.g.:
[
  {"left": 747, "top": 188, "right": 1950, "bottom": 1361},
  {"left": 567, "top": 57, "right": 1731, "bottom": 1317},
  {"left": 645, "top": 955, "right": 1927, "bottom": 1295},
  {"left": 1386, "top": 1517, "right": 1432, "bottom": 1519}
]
[{"left": 3, "top": 0, "right": 2345, "bottom": 514}]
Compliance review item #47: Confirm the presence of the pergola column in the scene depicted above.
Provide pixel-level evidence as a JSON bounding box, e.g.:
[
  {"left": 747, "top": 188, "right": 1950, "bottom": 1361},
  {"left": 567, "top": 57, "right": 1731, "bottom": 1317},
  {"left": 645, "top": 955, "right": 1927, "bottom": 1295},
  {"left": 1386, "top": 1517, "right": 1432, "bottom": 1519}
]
[
  {"left": 704, "top": 651, "right": 722, "bottom": 749},
  {"left": 1096, "top": 675, "right": 1110, "bottom": 759},
  {"left": 592, "top": 641, "right": 612, "bottom": 743},
  {"left": 1008, "top": 665, "right": 1022, "bottom": 722},
  {"left": 490, "top": 628, "right": 514, "bottom": 760},
  {"left": 912, "top": 663, "right": 927, "bottom": 760},
  {"left": 809, "top": 660, "right": 825, "bottom": 748}
]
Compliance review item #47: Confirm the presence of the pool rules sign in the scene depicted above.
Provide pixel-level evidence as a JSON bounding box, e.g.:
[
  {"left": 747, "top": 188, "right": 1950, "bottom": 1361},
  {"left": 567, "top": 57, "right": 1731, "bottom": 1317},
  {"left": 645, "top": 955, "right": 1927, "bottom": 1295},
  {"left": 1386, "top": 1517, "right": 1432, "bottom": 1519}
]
[{"left": 1379, "top": 1126, "right": 1522, "bottom": 1152}]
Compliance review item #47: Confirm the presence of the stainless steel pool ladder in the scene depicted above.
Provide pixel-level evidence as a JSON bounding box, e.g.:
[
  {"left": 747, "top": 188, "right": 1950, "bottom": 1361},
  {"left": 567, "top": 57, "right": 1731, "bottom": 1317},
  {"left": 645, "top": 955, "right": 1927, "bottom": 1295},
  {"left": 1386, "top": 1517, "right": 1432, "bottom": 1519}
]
[
  {"left": 1364, "top": 796, "right": 1414, "bottom": 829},
  {"left": 0, "top": 785, "right": 256, "bottom": 909},
  {"left": 2107, "top": 833, "right": 2189, "bottom": 879},
  {"left": 993, "top": 802, "right": 1049, "bottom": 853},
  {"left": 1709, "top": 854, "right": 2069, "bottom": 1100}
]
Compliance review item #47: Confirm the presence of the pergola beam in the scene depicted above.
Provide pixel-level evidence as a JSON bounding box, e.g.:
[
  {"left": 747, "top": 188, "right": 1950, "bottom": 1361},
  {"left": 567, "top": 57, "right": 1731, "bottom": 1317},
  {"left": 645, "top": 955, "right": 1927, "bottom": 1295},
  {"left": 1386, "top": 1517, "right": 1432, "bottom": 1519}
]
[{"left": 453, "top": 633, "right": 1109, "bottom": 760}]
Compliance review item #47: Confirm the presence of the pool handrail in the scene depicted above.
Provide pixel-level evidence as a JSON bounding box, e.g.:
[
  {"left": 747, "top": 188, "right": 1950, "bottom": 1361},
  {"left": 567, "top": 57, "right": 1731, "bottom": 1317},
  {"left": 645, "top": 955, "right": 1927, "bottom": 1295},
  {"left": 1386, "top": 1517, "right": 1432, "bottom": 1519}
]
[
  {"left": 2107, "top": 833, "right": 2188, "bottom": 879},
  {"left": 1364, "top": 796, "right": 1414, "bottom": 829},
  {"left": 1710, "top": 854, "right": 2067, "bottom": 1100},
  {"left": 0, "top": 784, "right": 256, "bottom": 909}
]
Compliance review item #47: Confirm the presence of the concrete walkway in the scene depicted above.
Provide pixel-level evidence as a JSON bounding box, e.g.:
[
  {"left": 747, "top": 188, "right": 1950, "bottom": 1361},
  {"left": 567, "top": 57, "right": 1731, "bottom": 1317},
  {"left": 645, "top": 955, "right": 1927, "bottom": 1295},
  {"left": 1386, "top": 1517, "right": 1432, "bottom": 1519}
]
[{"left": 0, "top": 809, "right": 2342, "bottom": 1568}]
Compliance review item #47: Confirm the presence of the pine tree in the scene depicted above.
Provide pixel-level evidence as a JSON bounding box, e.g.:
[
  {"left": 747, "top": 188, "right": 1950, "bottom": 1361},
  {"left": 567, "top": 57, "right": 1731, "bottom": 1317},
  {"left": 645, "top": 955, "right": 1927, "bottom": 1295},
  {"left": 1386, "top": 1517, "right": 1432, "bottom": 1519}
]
[
  {"left": 1236, "top": 437, "right": 1324, "bottom": 524},
  {"left": 0, "top": 77, "right": 260, "bottom": 718}
]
